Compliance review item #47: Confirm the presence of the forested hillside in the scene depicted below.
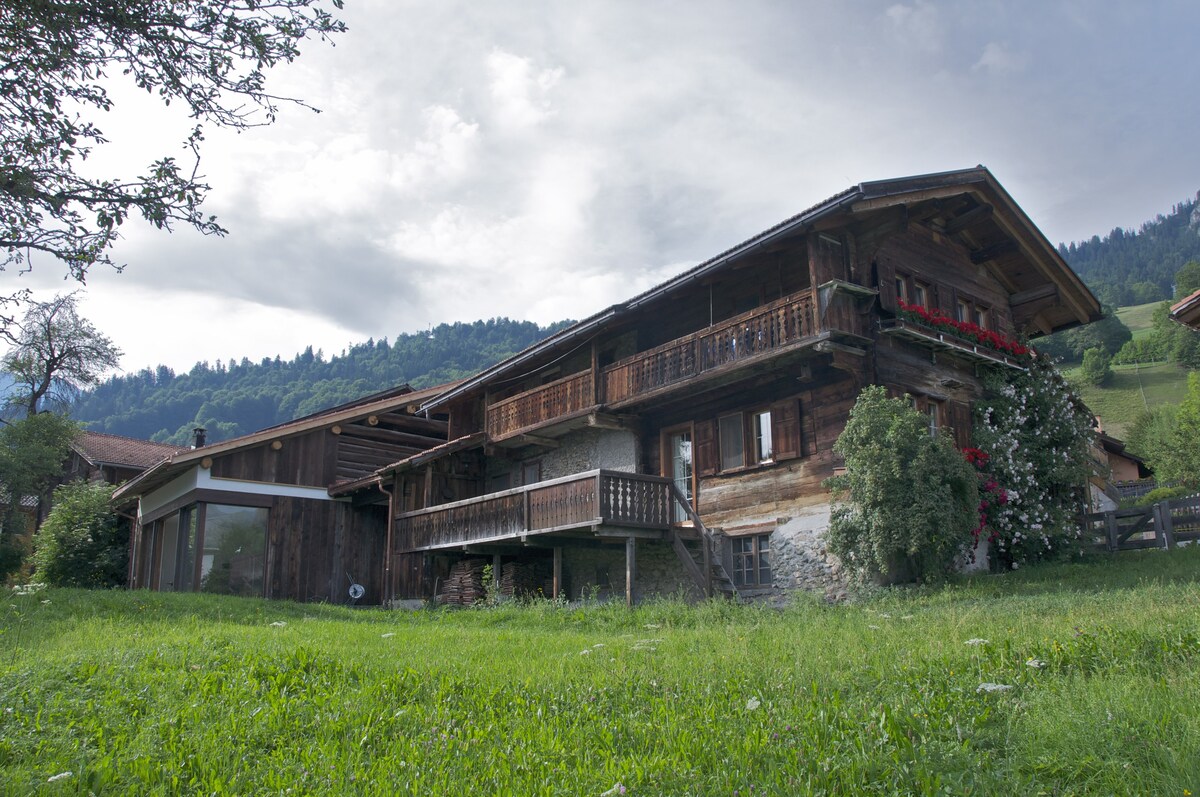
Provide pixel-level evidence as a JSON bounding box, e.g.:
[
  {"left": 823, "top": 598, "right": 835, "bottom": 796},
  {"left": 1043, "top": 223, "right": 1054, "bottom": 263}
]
[
  {"left": 73, "top": 319, "right": 570, "bottom": 445},
  {"left": 1059, "top": 192, "right": 1200, "bottom": 306}
]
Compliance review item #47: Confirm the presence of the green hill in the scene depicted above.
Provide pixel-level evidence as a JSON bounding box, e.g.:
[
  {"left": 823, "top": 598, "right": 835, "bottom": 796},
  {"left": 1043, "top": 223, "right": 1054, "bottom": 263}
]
[
  {"left": 1114, "top": 301, "right": 1162, "bottom": 341},
  {"left": 1066, "top": 360, "right": 1192, "bottom": 438}
]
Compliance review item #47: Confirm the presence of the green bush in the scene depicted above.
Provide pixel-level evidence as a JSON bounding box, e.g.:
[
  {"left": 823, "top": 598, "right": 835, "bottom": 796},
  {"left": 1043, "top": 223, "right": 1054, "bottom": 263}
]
[
  {"left": 1134, "top": 486, "right": 1194, "bottom": 507},
  {"left": 826, "top": 386, "right": 979, "bottom": 584},
  {"left": 32, "top": 481, "right": 128, "bottom": 588}
]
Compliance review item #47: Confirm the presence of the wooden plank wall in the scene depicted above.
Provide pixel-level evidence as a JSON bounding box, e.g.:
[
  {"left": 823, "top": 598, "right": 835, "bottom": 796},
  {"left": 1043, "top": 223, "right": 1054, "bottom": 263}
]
[
  {"left": 264, "top": 497, "right": 386, "bottom": 605},
  {"left": 211, "top": 428, "right": 336, "bottom": 487}
]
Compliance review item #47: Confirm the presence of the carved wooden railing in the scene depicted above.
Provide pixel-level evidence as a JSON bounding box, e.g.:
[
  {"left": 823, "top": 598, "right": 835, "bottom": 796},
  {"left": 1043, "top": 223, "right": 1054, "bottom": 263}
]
[
  {"left": 394, "top": 470, "right": 671, "bottom": 551},
  {"left": 485, "top": 369, "right": 595, "bottom": 440},
  {"left": 603, "top": 288, "right": 817, "bottom": 405}
]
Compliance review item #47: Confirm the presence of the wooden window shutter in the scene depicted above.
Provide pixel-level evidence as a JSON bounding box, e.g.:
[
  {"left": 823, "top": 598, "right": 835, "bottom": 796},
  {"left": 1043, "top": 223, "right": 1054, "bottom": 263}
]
[
  {"left": 771, "top": 399, "right": 801, "bottom": 461},
  {"left": 950, "top": 400, "right": 972, "bottom": 450},
  {"left": 879, "top": 261, "right": 897, "bottom": 313},
  {"left": 694, "top": 419, "right": 718, "bottom": 477}
]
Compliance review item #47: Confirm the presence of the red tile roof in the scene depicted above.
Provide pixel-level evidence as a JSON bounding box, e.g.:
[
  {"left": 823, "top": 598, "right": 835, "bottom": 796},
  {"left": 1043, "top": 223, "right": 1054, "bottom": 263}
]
[{"left": 73, "top": 431, "right": 185, "bottom": 470}]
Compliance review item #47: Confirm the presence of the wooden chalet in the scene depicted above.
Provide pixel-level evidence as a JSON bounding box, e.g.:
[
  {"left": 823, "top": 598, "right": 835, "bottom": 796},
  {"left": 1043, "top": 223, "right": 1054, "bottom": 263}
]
[
  {"left": 1170, "top": 288, "right": 1200, "bottom": 330},
  {"left": 338, "top": 166, "right": 1101, "bottom": 605},
  {"left": 113, "top": 384, "right": 454, "bottom": 604}
]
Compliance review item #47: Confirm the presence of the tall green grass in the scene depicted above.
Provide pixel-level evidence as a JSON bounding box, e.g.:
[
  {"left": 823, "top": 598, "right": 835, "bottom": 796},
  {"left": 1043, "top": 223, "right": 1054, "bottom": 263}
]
[{"left": 3, "top": 550, "right": 1200, "bottom": 795}]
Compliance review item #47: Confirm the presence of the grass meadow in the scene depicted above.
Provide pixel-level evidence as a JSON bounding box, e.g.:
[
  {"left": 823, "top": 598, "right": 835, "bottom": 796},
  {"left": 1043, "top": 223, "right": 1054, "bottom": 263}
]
[
  {"left": 3, "top": 550, "right": 1200, "bottom": 795},
  {"left": 1066, "top": 361, "right": 1192, "bottom": 437}
]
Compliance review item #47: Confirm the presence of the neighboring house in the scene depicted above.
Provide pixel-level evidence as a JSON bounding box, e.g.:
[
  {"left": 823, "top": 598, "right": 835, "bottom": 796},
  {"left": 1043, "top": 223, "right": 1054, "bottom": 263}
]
[
  {"left": 332, "top": 166, "right": 1101, "bottom": 605},
  {"left": 1087, "top": 432, "right": 1153, "bottom": 510},
  {"left": 65, "top": 431, "right": 184, "bottom": 487},
  {"left": 1170, "top": 288, "right": 1200, "bottom": 330},
  {"left": 112, "top": 384, "right": 454, "bottom": 604}
]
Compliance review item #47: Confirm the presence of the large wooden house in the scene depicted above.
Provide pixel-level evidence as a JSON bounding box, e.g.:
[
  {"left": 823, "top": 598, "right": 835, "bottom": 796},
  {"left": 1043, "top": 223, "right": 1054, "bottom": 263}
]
[
  {"left": 336, "top": 166, "right": 1100, "bottom": 604},
  {"left": 116, "top": 167, "right": 1101, "bottom": 606},
  {"left": 113, "top": 384, "right": 454, "bottom": 603}
]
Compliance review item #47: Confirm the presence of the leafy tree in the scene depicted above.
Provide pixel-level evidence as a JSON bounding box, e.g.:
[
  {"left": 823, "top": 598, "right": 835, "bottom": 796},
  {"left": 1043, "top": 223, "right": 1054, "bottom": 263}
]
[
  {"left": 1154, "top": 372, "right": 1200, "bottom": 489},
  {"left": 3, "top": 293, "right": 121, "bottom": 416},
  {"left": 1176, "top": 260, "right": 1200, "bottom": 299},
  {"left": 825, "top": 386, "right": 979, "bottom": 584},
  {"left": 0, "top": 0, "right": 346, "bottom": 315},
  {"left": 0, "top": 412, "right": 77, "bottom": 578},
  {"left": 32, "top": 480, "right": 127, "bottom": 588},
  {"left": 1126, "top": 404, "right": 1178, "bottom": 468},
  {"left": 1079, "top": 347, "right": 1113, "bottom": 386},
  {"left": 1036, "top": 308, "right": 1131, "bottom": 363}
]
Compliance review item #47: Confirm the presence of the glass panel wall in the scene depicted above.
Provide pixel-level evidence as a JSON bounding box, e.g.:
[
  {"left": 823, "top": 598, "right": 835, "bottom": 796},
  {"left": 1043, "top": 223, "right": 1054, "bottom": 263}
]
[{"left": 199, "top": 504, "right": 268, "bottom": 596}]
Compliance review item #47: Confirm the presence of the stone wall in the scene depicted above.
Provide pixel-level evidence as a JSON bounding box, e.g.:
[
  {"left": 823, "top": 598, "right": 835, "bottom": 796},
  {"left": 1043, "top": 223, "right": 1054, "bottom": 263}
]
[
  {"left": 717, "top": 502, "right": 848, "bottom": 602},
  {"left": 561, "top": 538, "right": 702, "bottom": 604},
  {"left": 541, "top": 428, "right": 638, "bottom": 480}
]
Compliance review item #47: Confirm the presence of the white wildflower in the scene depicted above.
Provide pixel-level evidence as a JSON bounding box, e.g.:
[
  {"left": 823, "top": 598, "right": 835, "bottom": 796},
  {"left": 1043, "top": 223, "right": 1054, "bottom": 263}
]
[
  {"left": 381, "top": 633, "right": 395, "bottom": 638},
  {"left": 745, "top": 697, "right": 761, "bottom": 711},
  {"left": 1025, "top": 658, "right": 1046, "bottom": 669},
  {"left": 599, "top": 784, "right": 627, "bottom": 796},
  {"left": 868, "top": 624, "right": 881, "bottom": 630},
  {"left": 976, "top": 683, "right": 1013, "bottom": 693},
  {"left": 47, "top": 772, "right": 72, "bottom": 783},
  {"left": 592, "top": 643, "right": 605, "bottom": 649},
  {"left": 269, "top": 621, "right": 287, "bottom": 627},
  {"left": 580, "top": 649, "right": 592, "bottom": 655},
  {"left": 964, "top": 638, "right": 989, "bottom": 646}
]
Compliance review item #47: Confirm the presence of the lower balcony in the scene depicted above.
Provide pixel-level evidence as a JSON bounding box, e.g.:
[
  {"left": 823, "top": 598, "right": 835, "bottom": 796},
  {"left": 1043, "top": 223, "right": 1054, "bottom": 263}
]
[{"left": 393, "top": 470, "right": 673, "bottom": 552}]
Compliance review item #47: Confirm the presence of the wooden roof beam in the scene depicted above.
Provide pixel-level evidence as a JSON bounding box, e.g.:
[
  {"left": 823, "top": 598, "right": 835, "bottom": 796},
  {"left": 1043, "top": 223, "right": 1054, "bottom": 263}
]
[
  {"left": 341, "top": 423, "right": 447, "bottom": 448},
  {"left": 942, "top": 203, "right": 993, "bottom": 236},
  {"left": 969, "top": 240, "right": 1018, "bottom": 264}
]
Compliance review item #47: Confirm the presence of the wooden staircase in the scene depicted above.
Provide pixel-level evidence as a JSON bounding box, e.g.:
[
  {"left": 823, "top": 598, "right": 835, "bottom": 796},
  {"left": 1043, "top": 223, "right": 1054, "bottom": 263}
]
[{"left": 666, "top": 484, "right": 739, "bottom": 600}]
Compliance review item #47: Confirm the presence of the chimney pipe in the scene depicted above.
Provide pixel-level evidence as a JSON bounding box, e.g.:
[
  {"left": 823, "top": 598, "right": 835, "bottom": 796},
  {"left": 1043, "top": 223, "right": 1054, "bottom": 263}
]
[{"left": 192, "top": 427, "right": 207, "bottom": 448}]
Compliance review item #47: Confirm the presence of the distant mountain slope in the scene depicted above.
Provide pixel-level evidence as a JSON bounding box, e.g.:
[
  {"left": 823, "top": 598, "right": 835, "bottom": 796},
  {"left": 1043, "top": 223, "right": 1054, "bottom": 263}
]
[
  {"left": 1059, "top": 192, "right": 1200, "bottom": 306},
  {"left": 72, "top": 318, "right": 571, "bottom": 445}
]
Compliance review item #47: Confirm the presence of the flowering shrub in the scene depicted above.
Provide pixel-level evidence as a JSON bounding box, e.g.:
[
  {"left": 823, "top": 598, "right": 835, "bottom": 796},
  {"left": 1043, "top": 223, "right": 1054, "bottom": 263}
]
[
  {"left": 826, "top": 386, "right": 980, "bottom": 584},
  {"left": 32, "top": 480, "right": 128, "bottom": 588},
  {"left": 897, "top": 300, "right": 1031, "bottom": 358},
  {"left": 962, "top": 447, "right": 1008, "bottom": 555},
  {"left": 970, "top": 353, "right": 1094, "bottom": 566}
]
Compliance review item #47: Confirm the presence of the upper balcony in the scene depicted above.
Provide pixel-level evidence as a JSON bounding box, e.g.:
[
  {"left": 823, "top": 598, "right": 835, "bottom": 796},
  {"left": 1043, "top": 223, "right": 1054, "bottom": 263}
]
[
  {"left": 393, "top": 469, "right": 673, "bottom": 552},
  {"left": 602, "top": 287, "right": 819, "bottom": 407},
  {"left": 482, "top": 285, "right": 848, "bottom": 440}
]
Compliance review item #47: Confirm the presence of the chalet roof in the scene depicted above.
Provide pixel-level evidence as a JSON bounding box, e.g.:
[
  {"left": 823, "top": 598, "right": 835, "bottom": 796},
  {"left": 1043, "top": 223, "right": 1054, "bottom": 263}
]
[
  {"left": 1170, "top": 288, "right": 1200, "bottom": 330},
  {"left": 421, "top": 166, "right": 1101, "bottom": 412},
  {"left": 327, "top": 432, "right": 487, "bottom": 497},
  {"left": 112, "top": 380, "right": 459, "bottom": 502},
  {"left": 73, "top": 431, "right": 184, "bottom": 470}
]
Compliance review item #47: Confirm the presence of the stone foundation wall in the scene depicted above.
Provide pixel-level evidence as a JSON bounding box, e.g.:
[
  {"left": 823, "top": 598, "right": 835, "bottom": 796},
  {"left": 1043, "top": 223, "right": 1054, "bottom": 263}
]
[
  {"left": 561, "top": 539, "right": 702, "bottom": 604},
  {"left": 541, "top": 428, "right": 638, "bottom": 480}
]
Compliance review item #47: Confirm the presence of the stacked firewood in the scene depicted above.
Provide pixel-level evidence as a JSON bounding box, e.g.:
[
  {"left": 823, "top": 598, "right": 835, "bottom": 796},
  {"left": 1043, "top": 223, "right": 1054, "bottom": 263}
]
[
  {"left": 499, "top": 561, "right": 551, "bottom": 598},
  {"left": 437, "top": 559, "right": 487, "bottom": 605}
]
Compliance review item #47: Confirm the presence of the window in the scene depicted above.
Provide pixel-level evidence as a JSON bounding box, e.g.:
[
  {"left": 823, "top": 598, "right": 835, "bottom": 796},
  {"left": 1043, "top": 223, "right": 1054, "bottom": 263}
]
[
  {"left": 149, "top": 502, "right": 268, "bottom": 596},
  {"left": 732, "top": 534, "right": 772, "bottom": 587},
  {"left": 927, "top": 402, "right": 940, "bottom": 437},
  {"left": 895, "top": 276, "right": 908, "bottom": 303},
  {"left": 521, "top": 459, "right": 542, "bottom": 486},
  {"left": 718, "top": 413, "right": 745, "bottom": 471},
  {"left": 956, "top": 299, "right": 970, "bottom": 323},
  {"left": 665, "top": 428, "right": 693, "bottom": 523},
  {"left": 973, "top": 307, "right": 989, "bottom": 330},
  {"left": 913, "top": 283, "right": 929, "bottom": 309},
  {"left": 752, "top": 410, "right": 773, "bottom": 463},
  {"left": 200, "top": 504, "right": 268, "bottom": 596}
]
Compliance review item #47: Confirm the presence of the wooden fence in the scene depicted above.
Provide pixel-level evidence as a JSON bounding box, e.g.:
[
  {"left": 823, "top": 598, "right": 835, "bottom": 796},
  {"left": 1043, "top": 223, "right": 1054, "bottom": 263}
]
[{"left": 1081, "top": 494, "right": 1200, "bottom": 551}]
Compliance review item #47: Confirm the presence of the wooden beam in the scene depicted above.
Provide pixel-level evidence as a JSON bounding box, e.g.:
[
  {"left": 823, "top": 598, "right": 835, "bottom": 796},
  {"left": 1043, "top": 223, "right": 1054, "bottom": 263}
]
[
  {"left": 625, "top": 536, "right": 635, "bottom": 608},
  {"left": 1009, "top": 283, "right": 1058, "bottom": 307},
  {"left": 969, "top": 239, "right": 1017, "bottom": 264},
  {"left": 341, "top": 423, "right": 446, "bottom": 448},
  {"left": 372, "top": 412, "right": 449, "bottom": 434},
  {"left": 942, "top": 203, "right": 993, "bottom": 235},
  {"left": 850, "top": 186, "right": 968, "bottom": 214},
  {"left": 552, "top": 547, "right": 562, "bottom": 599}
]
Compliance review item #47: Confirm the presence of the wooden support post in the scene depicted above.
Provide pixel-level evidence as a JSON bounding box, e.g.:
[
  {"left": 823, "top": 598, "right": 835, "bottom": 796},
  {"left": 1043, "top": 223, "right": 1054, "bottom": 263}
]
[
  {"left": 625, "top": 536, "right": 636, "bottom": 608},
  {"left": 1159, "top": 500, "right": 1177, "bottom": 549},
  {"left": 702, "top": 532, "right": 712, "bottom": 598},
  {"left": 552, "top": 547, "right": 562, "bottom": 600},
  {"left": 1105, "top": 512, "right": 1119, "bottom": 552},
  {"left": 492, "top": 553, "right": 502, "bottom": 597}
]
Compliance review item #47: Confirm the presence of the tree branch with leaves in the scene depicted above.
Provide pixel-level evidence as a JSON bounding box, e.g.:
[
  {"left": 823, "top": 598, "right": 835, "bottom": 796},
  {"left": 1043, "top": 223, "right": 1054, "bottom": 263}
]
[{"left": 0, "top": 0, "right": 346, "bottom": 308}]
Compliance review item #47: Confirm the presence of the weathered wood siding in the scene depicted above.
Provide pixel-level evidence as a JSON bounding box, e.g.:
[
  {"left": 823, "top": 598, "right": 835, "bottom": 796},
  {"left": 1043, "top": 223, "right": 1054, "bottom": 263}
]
[
  {"left": 264, "top": 497, "right": 386, "bottom": 604},
  {"left": 211, "top": 428, "right": 336, "bottom": 487}
]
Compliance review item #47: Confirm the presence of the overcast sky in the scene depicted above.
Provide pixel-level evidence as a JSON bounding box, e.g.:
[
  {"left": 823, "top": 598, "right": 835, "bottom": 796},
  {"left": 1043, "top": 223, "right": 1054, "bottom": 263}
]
[{"left": 15, "top": 0, "right": 1200, "bottom": 375}]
